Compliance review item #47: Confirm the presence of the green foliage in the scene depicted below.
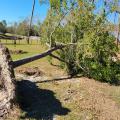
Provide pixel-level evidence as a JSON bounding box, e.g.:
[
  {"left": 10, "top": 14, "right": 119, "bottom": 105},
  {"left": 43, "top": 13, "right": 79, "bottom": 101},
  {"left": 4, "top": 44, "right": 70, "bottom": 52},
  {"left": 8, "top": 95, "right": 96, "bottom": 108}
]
[
  {"left": 40, "top": 0, "right": 68, "bottom": 12},
  {"left": 6, "top": 18, "right": 40, "bottom": 36},
  {"left": 0, "top": 20, "right": 7, "bottom": 34},
  {"left": 16, "top": 20, "right": 29, "bottom": 36},
  {"left": 41, "top": 0, "right": 120, "bottom": 84},
  {"left": 7, "top": 26, "right": 15, "bottom": 34}
]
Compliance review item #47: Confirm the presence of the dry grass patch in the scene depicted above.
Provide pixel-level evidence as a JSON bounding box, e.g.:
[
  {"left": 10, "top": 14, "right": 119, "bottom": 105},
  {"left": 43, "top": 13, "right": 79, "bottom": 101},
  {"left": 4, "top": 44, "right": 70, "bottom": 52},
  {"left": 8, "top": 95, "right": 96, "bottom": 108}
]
[{"left": 37, "top": 77, "right": 120, "bottom": 120}]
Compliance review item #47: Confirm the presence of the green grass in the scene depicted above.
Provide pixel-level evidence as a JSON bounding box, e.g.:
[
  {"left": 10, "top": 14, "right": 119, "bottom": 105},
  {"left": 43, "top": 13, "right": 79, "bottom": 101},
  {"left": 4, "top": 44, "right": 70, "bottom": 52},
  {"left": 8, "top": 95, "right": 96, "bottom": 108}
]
[
  {"left": 0, "top": 39, "right": 47, "bottom": 62},
  {"left": 1, "top": 39, "right": 44, "bottom": 60},
  {"left": 8, "top": 44, "right": 45, "bottom": 60}
]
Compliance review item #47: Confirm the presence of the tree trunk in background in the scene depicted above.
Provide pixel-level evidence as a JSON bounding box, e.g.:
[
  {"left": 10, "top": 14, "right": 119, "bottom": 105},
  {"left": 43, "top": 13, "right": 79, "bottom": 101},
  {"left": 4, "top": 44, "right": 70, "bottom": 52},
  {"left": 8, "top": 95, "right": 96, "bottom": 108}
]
[
  {"left": 27, "top": 0, "right": 35, "bottom": 44},
  {"left": 0, "top": 44, "right": 15, "bottom": 117}
]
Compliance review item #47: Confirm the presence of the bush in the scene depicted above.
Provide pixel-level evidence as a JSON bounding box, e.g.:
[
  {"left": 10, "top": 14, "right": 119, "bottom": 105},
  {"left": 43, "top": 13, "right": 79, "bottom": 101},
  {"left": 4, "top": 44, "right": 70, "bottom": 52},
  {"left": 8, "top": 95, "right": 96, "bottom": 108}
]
[
  {"left": 57, "top": 31, "right": 120, "bottom": 84},
  {"left": 41, "top": 1, "right": 120, "bottom": 84}
]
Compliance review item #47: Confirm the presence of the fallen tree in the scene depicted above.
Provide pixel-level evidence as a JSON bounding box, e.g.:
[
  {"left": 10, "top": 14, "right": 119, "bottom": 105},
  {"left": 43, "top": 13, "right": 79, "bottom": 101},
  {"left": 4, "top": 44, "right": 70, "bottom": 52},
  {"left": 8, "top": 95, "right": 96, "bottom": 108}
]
[
  {"left": 12, "top": 44, "right": 64, "bottom": 68},
  {"left": 0, "top": 43, "right": 65, "bottom": 117},
  {"left": 0, "top": 44, "right": 15, "bottom": 117}
]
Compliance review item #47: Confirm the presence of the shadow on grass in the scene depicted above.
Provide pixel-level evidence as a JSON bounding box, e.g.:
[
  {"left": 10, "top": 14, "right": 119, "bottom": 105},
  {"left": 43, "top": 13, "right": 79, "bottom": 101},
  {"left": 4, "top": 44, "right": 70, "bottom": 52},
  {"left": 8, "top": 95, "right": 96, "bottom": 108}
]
[{"left": 16, "top": 80, "right": 70, "bottom": 120}]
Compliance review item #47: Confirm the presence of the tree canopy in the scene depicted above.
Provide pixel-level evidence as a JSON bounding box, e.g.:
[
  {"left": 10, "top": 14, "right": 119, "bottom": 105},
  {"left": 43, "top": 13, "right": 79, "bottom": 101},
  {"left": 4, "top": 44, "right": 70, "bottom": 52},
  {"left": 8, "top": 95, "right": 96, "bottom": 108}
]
[{"left": 39, "top": 0, "right": 120, "bottom": 84}]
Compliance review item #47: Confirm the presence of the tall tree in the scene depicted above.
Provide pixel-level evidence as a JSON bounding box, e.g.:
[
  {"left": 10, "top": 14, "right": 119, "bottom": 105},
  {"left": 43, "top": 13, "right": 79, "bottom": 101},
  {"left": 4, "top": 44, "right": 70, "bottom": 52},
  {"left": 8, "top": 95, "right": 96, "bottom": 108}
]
[
  {"left": 27, "top": 0, "right": 36, "bottom": 44},
  {"left": 0, "top": 21, "right": 6, "bottom": 34},
  {"left": 1, "top": 20, "right": 7, "bottom": 27}
]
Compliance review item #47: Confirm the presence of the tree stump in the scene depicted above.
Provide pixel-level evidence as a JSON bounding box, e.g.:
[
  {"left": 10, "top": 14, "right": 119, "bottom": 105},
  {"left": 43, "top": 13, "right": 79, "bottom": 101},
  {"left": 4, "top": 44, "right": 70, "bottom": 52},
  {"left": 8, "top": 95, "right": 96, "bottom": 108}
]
[{"left": 0, "top": 44, "right": 15, "bottom": 117}]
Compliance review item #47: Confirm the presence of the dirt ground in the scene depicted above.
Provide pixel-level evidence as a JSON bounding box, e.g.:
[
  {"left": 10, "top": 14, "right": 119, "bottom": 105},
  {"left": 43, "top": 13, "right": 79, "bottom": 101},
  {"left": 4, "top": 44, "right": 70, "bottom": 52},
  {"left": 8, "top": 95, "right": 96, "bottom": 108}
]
[{"left": 6, "top": 67, "right": 120, "bottom": 120}]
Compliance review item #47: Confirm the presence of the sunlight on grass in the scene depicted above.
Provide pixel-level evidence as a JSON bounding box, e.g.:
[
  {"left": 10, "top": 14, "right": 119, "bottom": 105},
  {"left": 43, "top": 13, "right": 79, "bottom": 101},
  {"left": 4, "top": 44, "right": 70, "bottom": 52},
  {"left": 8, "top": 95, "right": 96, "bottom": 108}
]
[{"left": 1, "top": 39, "right": 46, "bottom": 60}]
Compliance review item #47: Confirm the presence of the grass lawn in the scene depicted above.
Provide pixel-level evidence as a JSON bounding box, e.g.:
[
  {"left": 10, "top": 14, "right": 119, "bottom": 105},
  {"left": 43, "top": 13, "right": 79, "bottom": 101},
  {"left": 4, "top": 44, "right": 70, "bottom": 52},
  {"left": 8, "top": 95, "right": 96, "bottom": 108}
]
[{"left": 1, "top": 39, "right": 45, "bottom": 60}]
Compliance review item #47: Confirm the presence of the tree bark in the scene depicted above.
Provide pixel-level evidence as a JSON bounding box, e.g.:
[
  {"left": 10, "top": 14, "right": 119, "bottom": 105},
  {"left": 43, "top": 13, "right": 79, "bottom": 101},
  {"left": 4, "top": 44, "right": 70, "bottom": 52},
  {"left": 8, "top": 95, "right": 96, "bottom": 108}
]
[{"left": 0, "top": 44, "right": 15, "bottom": 117}]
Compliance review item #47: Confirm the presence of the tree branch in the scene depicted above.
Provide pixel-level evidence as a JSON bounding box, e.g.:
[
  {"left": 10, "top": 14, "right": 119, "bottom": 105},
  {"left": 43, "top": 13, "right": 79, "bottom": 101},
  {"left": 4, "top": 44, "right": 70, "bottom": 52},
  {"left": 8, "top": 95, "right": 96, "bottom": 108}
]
[
  {"left": 49, "top": 53, "right": 67, "bottom": 63},
  {"left": 12, "top": 45, "right": 64, "bottom": 68},
  {"left": 49, "top": 3, "right": 77, "bottom": 47}
]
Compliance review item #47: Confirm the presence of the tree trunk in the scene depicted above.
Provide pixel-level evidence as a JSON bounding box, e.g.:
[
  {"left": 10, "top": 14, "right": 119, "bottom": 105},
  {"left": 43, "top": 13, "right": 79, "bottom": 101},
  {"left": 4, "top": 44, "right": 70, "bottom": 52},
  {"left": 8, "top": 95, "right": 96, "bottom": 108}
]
[
  {"left": 27, "top": 0, "right": 35, "bottom": 44},
  {"left": 0, "top": 44, "right": 15, "bottom": 117},
  {"left": 12, "top": 45, "right": 64, "bottom": 68}
]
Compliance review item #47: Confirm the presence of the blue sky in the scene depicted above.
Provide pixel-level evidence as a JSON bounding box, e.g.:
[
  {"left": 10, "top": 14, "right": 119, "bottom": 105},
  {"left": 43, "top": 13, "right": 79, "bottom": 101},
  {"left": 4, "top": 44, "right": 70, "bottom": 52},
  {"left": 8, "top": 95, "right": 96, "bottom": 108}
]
[
  {"left": 95, "top": 0, "right": 118, "bottom": 24},
  {"left": 0, "top": 0, "right": 49, "bottom": 25},
  {"left": 0, "top": 0, "right": 118, "bottom": 25}
]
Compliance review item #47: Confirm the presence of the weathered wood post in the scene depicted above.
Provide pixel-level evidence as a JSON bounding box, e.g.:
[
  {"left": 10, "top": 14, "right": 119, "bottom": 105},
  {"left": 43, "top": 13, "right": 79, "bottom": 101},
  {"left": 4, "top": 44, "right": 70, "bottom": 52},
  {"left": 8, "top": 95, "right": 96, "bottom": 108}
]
[{"left": 0, "top": 44, "right": 15, "bottom": 117}]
